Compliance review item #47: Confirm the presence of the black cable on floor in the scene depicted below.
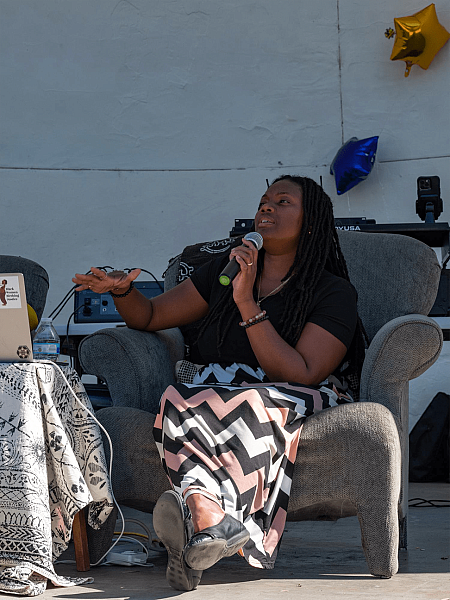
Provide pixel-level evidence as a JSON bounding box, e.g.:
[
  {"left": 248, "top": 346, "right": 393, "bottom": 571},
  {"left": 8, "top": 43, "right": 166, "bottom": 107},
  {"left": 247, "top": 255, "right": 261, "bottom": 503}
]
[{"left": 408, "top": 497, "right": 450, "bottom": 508}]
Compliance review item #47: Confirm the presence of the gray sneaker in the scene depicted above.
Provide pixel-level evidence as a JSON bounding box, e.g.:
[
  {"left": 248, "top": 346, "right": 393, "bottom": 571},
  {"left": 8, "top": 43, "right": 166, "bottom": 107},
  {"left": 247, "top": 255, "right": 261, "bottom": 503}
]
[{"left": 153, "top": 490, "right": 203, "bottom": 591}]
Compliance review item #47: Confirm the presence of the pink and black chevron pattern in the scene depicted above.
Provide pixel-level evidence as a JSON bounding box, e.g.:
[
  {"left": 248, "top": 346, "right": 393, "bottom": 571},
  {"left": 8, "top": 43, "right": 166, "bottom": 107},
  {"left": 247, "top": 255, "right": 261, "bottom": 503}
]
[{"left": 154, "top": 364, "right": 345, "bottom": 569}]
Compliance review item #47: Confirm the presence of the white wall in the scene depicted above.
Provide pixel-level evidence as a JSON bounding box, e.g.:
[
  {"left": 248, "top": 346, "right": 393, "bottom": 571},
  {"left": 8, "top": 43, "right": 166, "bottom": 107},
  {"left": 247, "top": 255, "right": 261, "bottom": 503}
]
[{"left": 1, "top": 0, "right": 449, "bottom": 416}]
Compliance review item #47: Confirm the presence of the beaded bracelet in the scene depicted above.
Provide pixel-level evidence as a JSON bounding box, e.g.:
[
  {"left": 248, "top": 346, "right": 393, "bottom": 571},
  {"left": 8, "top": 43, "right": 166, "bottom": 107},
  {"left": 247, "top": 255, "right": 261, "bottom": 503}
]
[
  {"left": 242, "top": 314, "right": 269, "bottom": 329},
  {"left": 239, "top": 310, "right": 268, "bottom": 329},
  {"left": 109, "top": 281, "right": 134, "bottom": 298}
]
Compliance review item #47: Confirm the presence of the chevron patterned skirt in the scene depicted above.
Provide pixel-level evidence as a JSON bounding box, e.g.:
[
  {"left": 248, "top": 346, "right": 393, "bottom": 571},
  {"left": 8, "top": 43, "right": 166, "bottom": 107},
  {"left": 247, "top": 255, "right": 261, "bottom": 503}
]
[{"left": 153, "top": 363, "right": 350, "bottom": 569}]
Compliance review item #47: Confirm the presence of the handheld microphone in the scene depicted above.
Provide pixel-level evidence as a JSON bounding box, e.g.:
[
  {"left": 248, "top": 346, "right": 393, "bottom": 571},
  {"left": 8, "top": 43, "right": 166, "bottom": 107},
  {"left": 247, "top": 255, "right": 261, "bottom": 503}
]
[{"left": 219, "top": 232, "right": 263, "bottom": 286}]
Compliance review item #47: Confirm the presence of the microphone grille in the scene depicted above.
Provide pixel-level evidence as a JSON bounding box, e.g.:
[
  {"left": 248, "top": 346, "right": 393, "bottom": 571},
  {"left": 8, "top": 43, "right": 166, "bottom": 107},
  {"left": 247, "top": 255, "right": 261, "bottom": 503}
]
[{"left": 244, "top": 232, "right": 263, "bottom": 251}]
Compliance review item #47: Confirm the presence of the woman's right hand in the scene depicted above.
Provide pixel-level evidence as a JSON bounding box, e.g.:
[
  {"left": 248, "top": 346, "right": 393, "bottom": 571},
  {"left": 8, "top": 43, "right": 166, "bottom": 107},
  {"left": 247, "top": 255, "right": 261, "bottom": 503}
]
[
  {"left": 72, "top": 267, "right": 141, "bottom": 295},
  {"left": 229, "top": 239, "right": 259, "bottom": 307}
]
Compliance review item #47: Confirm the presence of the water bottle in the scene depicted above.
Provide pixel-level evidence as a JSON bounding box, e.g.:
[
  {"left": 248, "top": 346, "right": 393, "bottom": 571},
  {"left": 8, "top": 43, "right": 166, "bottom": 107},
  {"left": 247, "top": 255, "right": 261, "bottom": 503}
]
[{"left": 33, "top": 318, "right": 60, "bottom": 362}]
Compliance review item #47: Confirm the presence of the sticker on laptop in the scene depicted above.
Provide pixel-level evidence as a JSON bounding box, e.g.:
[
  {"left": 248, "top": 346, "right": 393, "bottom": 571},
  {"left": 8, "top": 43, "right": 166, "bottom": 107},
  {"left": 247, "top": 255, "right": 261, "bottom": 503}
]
[
  {"left": 0, "top": 276, "right": 22, "bottom": 309},
  {"left": 17, "top": 345, "right": 31, "bottom": 359}
]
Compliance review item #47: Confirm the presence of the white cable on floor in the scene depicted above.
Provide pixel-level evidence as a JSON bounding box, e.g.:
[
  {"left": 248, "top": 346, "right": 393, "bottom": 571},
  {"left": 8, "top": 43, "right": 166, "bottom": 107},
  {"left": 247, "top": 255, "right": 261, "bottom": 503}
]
[{"left": 120, "top": 517, "right": 165, "bottom": 553}]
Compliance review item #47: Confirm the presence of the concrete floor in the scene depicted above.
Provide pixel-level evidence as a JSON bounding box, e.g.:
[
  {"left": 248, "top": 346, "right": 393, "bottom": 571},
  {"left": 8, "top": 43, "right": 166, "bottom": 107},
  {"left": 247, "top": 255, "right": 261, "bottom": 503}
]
[{"left": 43, "top": 482, "right": 449, "bottom": 600}]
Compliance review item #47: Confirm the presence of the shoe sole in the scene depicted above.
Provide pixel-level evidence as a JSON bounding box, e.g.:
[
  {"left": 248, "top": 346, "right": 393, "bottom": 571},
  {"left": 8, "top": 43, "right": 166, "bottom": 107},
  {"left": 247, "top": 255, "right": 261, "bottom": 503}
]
[
  {"left": 153, "top": 491, "right": 202, "bottom": 591},
  {"left": 184, "top": 528, "right": 250, "bottom": 571}
]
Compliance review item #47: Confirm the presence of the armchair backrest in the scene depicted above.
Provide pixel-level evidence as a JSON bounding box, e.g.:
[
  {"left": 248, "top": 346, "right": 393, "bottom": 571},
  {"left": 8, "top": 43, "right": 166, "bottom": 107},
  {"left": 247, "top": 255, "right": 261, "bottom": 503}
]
[
  {"left": 164, "top": 231, "right": 441, "bottom": 343},
  {"left": 337, "top": 231, "right": 441, "bottom": 341},
  {"left": 0, "top": 255, "right": 49, "bottom": 321}
]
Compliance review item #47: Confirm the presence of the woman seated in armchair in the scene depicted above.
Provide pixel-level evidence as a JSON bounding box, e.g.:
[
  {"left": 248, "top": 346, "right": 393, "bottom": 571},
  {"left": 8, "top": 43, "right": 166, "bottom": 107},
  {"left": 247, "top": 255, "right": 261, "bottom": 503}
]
[{"left": 73, "top": 175, "right": 366, "bottom": 591}]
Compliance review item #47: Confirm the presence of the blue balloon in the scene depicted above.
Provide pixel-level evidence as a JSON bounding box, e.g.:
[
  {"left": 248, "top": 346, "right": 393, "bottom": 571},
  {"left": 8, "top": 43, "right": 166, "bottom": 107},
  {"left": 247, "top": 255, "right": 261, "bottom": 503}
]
[{"left": 330, "top": 136, "right": 379, "bottom": 195}]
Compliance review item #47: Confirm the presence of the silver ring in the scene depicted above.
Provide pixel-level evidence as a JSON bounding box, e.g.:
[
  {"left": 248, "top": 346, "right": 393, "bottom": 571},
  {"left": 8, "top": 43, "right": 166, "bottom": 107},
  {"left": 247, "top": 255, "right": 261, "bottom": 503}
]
[{"left": 247, "top": 262, "right": 253, "bottom": 266}]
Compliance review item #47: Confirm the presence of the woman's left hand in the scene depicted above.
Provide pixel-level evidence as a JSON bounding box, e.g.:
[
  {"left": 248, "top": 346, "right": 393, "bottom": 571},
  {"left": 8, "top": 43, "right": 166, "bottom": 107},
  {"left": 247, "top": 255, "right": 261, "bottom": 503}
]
[
  {"left": 230, "top": 239, "right": 258, "bottom": 306},
  {"left": 72, "top": 267, "right": 141, "bottom": 294}
]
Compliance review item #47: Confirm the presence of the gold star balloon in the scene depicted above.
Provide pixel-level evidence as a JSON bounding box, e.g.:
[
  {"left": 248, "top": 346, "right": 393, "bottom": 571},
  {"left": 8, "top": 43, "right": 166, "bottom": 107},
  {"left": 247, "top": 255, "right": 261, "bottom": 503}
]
[{"left": 389, "top": 3, "right": 450, "bottom": 76}]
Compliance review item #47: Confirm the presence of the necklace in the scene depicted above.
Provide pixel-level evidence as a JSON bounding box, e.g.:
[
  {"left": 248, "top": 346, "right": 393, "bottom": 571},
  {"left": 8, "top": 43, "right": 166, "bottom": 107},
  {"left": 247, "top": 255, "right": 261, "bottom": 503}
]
[{"left": 257, "top": 275, "right": 292, "bottom": 307}]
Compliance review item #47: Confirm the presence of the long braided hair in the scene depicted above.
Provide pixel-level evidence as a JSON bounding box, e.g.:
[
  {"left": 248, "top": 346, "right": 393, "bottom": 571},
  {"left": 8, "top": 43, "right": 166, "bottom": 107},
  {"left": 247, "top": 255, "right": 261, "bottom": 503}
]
[{"left": 195, "top": 175, "right": 368, "bottom": 397}]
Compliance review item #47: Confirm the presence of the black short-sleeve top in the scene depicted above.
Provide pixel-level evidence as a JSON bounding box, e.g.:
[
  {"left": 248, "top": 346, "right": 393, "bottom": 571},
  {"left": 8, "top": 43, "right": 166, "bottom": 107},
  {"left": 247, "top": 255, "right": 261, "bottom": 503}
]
[{"left": 189, "top": 255, "right": 358, "bottom": 369}]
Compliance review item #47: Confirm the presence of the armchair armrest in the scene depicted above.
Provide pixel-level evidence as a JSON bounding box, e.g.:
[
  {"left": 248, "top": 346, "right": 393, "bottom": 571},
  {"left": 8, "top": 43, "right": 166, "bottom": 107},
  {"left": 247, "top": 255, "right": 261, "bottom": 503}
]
[
  {"left": 78, "top": 326, "right": 184, "bottom": 413},
  {"left": 359, "top": 314, "right": 442, "bottom": 547},
  {"left": 359, "top": 314, "right": 443, "bottom": 426}
]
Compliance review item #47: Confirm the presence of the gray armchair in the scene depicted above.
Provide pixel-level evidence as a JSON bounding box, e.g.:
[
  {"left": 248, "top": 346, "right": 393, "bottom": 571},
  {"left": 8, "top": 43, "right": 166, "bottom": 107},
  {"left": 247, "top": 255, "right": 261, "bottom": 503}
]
[{"left": 79, "top": 231, "right": 443, "bottom": 578}]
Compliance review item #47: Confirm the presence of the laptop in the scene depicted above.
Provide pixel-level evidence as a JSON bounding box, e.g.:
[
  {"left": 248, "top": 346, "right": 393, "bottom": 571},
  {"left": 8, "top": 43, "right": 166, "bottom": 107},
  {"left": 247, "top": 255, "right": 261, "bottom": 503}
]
[{"left": 0, "top": 273, "right": 34, "bottom": 362}]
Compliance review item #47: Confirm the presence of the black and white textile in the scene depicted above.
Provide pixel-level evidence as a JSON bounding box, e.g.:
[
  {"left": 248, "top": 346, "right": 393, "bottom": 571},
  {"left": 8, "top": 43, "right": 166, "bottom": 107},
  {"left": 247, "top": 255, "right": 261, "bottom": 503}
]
[{"left": 0, "top": 363, "right": 114, "bottom": 596}]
